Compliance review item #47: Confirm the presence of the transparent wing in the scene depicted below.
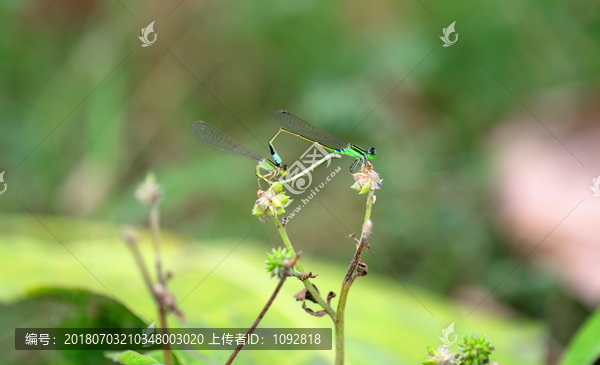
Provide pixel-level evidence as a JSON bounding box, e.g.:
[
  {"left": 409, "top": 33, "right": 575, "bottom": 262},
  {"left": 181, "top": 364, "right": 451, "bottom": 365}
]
[
  {"left": 193, "top": 121, "right": 264, "bottom": 163},
  {"left": 274, "top": 110, "right": 348, "bottom": 150}
]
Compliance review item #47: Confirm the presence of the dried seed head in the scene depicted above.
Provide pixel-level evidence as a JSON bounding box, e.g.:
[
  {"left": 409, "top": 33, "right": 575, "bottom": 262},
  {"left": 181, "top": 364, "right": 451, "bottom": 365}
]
[{"left": 351, "top": 166, "right": 382, "bottom": 194}]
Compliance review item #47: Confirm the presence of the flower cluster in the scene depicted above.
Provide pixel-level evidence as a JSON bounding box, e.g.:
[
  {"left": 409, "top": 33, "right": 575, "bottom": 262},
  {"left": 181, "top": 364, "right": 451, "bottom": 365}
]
[
  {"left": 422, "top": 345, "right": 458, "bottom": 365},
  {"left": 252, "top": 182, "right": 293, "bottom": 217},
  {"left": 351, "top": 163, "right": 382, "bottom": 194},
  {"left": 421, "top": 334, "right": 496, "bottom": 365},
  {"left": 265, "top": 247, "right": 295, "bottom": 279},
  {"left": 457, "top": 334, "right": 495, "bottom": 365}
]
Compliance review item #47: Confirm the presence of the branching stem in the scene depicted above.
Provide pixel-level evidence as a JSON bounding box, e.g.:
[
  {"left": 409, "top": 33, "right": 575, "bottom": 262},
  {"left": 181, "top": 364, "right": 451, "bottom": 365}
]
[
  {"left": 270, "top": 215, "right": 336, "bottom": 319},
  {"left": 335, "top": 189, "right": 375, "bottom": 365}
]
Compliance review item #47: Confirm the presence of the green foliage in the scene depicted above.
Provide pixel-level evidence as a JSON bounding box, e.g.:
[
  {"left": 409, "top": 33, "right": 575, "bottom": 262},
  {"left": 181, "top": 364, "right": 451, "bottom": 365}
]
[
  {"left": 559, "top": 306, "right": 600, "bottom": 365},
  {"left": 0, "top": 215, "right": 543, "bottom": 365},
  {"left": 104, "top": 351, "right": 161, "bottom": 365}
]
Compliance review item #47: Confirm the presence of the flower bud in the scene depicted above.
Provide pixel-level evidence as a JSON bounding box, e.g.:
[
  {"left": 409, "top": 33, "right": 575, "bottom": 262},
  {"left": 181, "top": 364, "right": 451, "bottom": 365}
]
[
  {"left": 135, "top": 173, "right": 163, "bottom": 206},
  {"left": 251, "top": 183, "right": 292, "bottom": 217}
]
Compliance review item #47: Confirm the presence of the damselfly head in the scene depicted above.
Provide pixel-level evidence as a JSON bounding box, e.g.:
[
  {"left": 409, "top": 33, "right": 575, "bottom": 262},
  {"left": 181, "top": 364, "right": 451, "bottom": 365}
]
[{"left": 367, "top": 147, "right": 376, "bottom": 159}]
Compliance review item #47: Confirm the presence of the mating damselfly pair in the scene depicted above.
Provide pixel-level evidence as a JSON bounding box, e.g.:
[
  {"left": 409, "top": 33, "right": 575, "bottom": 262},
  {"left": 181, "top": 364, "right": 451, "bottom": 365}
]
[{"left": 192, "top": 110, "right": 376, "bottom": 183}]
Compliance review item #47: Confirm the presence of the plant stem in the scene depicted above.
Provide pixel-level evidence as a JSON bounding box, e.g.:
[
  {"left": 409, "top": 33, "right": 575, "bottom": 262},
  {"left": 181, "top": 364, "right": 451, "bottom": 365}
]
[
  {"left": 157, "top": 306, "right": 172, "bottom": 365},
  {"left": 225, "top": 271, "right": 289, "bottom": 365},
  {"left": 149, "top": 202, "right": 172, "bottom": 365},
  {"left": 124, "top": 230, "right": 173, "bottom": 365},
  {"left": 124, "top": 236, "right": 154, "bottom": 295},
  {"left": 270, "top": 215, "right": 336, "bottom": 319},
  {"left": 149, "top": 204, "right": 164, "bottom": 285},
  {"left": 335, "top": 189, "right": 375, "bottom": 365}
]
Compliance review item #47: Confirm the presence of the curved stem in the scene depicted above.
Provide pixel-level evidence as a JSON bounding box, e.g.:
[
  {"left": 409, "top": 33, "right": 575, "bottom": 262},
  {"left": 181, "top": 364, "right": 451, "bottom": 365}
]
[
  {"left": 270, "top": 215, "right": 336, "bottom": 319},
  {"left": 335, "top": 189, "right": 375, "bottom": 365}
]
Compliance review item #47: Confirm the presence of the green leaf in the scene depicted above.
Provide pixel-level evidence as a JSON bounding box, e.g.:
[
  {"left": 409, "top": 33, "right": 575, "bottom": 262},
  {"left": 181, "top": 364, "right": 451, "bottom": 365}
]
[
  {"left": 139, "top": 350, "right": 180, "bottom": 365},
  {"left": 104, "top": 350, "right": 161, "bottom": 365},
  {"left": 559, "top": 307, "right": 600, "bottom": 365},
  {"left": 0, "top": 288, "right": 147, "bottom": 365}
]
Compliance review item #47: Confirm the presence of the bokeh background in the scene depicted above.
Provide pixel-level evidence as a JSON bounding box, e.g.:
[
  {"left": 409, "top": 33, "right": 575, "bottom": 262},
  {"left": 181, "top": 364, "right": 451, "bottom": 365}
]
[{"left": 1, "top": 0, "right": 600, "bottom": 364}]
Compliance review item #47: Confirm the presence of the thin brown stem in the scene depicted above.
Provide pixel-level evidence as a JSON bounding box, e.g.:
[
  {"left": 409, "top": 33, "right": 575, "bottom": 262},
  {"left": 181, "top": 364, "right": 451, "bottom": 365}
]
[
  {"left": 225, "top": 272, "right": 289, "bottom": 365},
  {"left": 157, "top": 306, "right": 172, "bottom": 365},
  {"left": 149, "top": 201, "right": 172, "bottom": 365},
  {"left": 124, "top": 231, "right": 173, "bottom": 365},
  {"left": 124, "top": 235, "right": 154, "bottom": 294},
  {"left": 149, "top": 204, "right": 165, "bottom": 285}
]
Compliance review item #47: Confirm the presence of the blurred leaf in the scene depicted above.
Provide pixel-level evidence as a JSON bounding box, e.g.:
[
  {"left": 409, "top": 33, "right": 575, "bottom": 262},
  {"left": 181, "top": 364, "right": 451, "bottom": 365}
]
[
  {"left": 104, "top": 350, "right": 160, "bottom": 365},
  {"left": 140, "top": 350, "right": 183, "bottom": 365},
  {"left": 559, "top": 307, "right": 600, "bottom": 365},
  {"left": 0, "top": 215, "right": 544, "bottom": 365},
  {"left": 0, "top": 288, "right": 146, "bottom": 365}
]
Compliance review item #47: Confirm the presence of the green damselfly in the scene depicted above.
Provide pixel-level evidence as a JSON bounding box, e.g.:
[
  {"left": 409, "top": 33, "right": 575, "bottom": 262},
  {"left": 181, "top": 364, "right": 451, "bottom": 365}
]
[
  {"left": 268, "top": 110, "right": 376, "bottom": 172},
  {"left": 193, "top": 121, "right": 284, "bottom": 182}
]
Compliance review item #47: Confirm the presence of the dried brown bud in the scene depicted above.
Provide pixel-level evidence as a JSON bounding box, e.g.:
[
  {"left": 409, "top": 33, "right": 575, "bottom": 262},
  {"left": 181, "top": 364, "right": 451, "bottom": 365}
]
[
  {"left": 302, "top": 302, "right": 328, "bottom": 317},
  {"left": 351, "top": 164, "right": 382, "bottom": 194},
  {"left": 121, "top": 227, "right": 138, "bottom": 246},
  {"left": 294, "top": 288, "right": 308, "bottom": 301},
  {"left": 326, "top": 291, "right": 336, "bottom": 305},
  {"left": 356, "top": 259, "right": 368, "bottom": 277},
  {"left": 299, "top": 272, "right": 318, "bottom": 281}
]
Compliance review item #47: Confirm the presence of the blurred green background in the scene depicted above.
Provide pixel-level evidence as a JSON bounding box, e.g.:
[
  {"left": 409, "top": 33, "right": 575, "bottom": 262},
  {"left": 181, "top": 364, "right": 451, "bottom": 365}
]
[{"left": 1, "top": 0, "right": 600, "bottom": 364}]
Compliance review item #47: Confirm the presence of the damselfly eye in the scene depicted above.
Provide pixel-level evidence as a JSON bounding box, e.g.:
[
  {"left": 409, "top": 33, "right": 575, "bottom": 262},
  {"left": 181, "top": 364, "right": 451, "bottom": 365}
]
[{"left": 367, "top": 147, "right": 376, "bottom": 158}]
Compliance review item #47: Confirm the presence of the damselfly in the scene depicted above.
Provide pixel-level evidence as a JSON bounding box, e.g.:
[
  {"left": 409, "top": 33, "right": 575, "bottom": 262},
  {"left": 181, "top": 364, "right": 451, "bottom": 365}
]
[
  {"left": 268, "top": 110, "right": 376, "bottom": 172},
  {"left": 193, "top": 121, "right": 284, "bottom": 182}
]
